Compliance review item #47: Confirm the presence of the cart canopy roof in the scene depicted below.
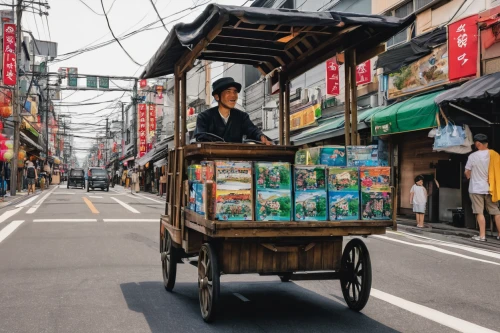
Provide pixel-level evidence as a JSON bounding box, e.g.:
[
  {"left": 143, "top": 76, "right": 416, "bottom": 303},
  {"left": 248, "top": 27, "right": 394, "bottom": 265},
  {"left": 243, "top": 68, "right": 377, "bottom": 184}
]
[{"left": 141, "top": 4, "right": 415, "bottom": 79}]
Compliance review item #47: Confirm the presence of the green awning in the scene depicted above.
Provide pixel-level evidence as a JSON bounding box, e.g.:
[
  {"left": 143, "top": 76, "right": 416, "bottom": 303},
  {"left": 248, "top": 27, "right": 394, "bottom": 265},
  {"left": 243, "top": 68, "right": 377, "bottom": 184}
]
[
  {"left": 371, "top": 91, "right": 441, "bottom": 136},
  {"left": 358, "top": 106, "right": 382, "bottom": 123},
  {"left": 292, "top": 116, "right": 345, "bottom": 141}
]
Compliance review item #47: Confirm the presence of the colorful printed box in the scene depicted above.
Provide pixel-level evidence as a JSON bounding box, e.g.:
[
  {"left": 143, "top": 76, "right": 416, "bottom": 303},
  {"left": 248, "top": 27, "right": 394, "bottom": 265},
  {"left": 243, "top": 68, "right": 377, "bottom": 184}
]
[
  {"left": 328, "top": 167, "right": 359, "bottom": 192},
  {"left": 188, "top": 181, "right": 196, "bottom": 211},
  {"left": 295, "top": 147, "right": 321, "bottom": 165},
  {"left": 256, "top": 190, "right": 292, "bottom": 221},
  {"left": 216, "top": 189, "right": 253, "bottom": 221},
  {"left": 188, "top": 164, "right": 202, "bottom": 182},
  {"left": 347, "top": 145, "right": 379, "bottom": 167},
  {"left": 320, "top": 146, "right": 347, "bottom": 166},
  {"left": 255, "top": 162, "right": 291, "bottom": 190},
  {"left": 328, "top": 191, "right": 360, "bottom": 221},
  {"left": 294, "top": 191, "right": 328, "bottom": 221},
  {"left": 361, "top": 192, "right": 392, "bottom": 220},
  {"left": 201, "top": 161, "right": 215, "bottom": 183},
  {"left": 204, "top": 181, "right": 216, "bottom": 220},
  {"left": 294, "top": 165, "right": 326, "bottom": 192},
  {"left": 360, "top": 167, "right": 391, "bottom": 192},
  {"left": 215, "top": 161, "right": 253, "bottom": 190},
  {"left": 195, "top": 183, "right": 205, "bottom": 216}
]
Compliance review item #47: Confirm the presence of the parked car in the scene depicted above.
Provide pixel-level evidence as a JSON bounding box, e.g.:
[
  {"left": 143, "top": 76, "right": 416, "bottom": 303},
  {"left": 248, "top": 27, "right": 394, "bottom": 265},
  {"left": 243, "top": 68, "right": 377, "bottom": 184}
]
[
  {"left": 87, "top": 167, "right": 109, "bottom": 192},
  {"left": 67, "top": 168, "right": 85, "bottom": 189}
]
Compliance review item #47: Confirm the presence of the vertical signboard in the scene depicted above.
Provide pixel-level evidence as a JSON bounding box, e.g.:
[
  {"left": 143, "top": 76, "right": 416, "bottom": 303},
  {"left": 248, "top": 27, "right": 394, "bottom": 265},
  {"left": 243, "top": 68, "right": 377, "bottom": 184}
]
[
  {"left": 138, "top": 104, "right": 147, "bottom": 157},
  {"left": 326, "top": 58, "right": 340, "bottom": 96},
  {"left": 139, "top": 79, "right": 147, "bottom": 89},
  {"left": 148, "top": 104, "right": 156, "bottom": 136},
  {"left": 356, "top": 60, "right": 371, "bottom": 86},
  {"left": 448, "top": 15, "right": 478, "bottom": 81},
  {"left": 3, "top": 23, "right": 17, "bottom": 86},
  {"left": 99, "top": 77, "right": 109, "bottom": 89},
  {"left": 67, "top": 68, "right": 78, "bottom": 87},
  {"left": 87, "top": 76, "right": 97, "bottom": 88}
]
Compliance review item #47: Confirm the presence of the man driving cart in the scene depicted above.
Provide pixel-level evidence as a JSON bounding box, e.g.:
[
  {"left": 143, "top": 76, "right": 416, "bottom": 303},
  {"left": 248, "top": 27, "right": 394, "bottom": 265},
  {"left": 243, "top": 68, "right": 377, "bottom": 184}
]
[{"left": 194, "top": 77, "right": 272, "bottom": 145}]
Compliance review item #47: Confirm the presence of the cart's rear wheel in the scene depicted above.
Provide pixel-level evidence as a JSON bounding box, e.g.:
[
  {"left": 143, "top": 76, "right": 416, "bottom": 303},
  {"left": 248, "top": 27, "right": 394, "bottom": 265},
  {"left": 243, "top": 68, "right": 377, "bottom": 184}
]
[
  {"left": 279, "top": 273, "right": 292, "bottom": 282},
  {"left": 161, "top": 232, "right": 177, "bottom": 292},
  {"left": 198, "top": 243, "right": 220, "bottom": 323},
  {"left": 340, "top": 238, "right": 372, "bottom": 312}
]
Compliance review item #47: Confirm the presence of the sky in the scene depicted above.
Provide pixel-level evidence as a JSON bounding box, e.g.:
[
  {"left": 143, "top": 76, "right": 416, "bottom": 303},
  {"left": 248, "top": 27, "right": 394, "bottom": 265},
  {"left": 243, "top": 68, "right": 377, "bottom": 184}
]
[{"left": 19, "top": 0, "right": 249, "bottom": 164}]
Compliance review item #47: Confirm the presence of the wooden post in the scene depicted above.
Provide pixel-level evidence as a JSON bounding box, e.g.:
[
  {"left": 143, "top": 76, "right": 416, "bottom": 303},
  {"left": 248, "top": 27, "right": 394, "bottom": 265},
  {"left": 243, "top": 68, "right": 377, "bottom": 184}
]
[
  {"left": 343, "top": 51, "right": 351, "bottom": 146},
  {"left": 174, "top": 74, "right": 180, "bottom": 149},
  {"left": 350, "top": 49, "right": 358, "bottom": 145},
  {"left": 181, "top": 71, "right": 187, "bottom": 146},
  {"left": 284, "top": 79, "right": 291, "bottom": 145},
  {"left": 278, "top": 72, "right": 285, "bottom": 145}
]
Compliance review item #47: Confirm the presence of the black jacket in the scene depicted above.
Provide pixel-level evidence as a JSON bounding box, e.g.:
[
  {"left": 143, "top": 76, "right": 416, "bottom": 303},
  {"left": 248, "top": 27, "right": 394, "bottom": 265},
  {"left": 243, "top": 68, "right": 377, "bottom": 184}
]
[{"left": 194, "top": 106, "right": 263, "bottom": 143}]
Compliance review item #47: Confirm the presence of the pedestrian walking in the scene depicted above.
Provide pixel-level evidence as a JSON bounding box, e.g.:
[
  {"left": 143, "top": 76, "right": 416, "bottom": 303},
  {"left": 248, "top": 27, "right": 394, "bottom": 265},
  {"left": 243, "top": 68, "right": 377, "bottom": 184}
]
[
  {"left": 26, "top": 161, "right": 37, "bottom": 195},
  {"left": 465, "top": 134, "right": 500, "bottom": 242},
  {"left": 410, "top": 175, "right": 427, "bottom": 228},
  {"left": 131, "top": 169, "right": 139, "bottom": 193},
  {"left": 159, "top": 172, "right": 166, "bottom": 197}
]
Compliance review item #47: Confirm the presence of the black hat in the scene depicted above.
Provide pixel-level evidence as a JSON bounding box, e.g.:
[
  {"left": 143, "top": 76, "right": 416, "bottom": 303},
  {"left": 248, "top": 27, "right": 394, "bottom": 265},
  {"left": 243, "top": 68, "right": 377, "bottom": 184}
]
[
  {"left": 212, "top": 77, "right": 241, "bottom": 96},
  {"left": 473, "top": 133, "right": 488, "bottom": 143}
]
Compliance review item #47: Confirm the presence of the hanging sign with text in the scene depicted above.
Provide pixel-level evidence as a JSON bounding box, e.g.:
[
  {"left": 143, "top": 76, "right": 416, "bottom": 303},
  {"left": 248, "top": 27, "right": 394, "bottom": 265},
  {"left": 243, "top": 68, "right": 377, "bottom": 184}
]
[
  {"left": 138, "top": 104, "right": 147, "bottom": 157},
  {"left": 148, "top": 104, "right": 156, "bottom": 136},
  {"left": 356, "top": 60, "right": 371, "bottom": 86},
  {"left": 448, "top": 15, "right": 478, "bottom": 81},
  {"left": 326, "top": 58, "right": 340, "bottom": 96},
  {"left": 3, "top": 23, "right": 17, "bottom": 86}
]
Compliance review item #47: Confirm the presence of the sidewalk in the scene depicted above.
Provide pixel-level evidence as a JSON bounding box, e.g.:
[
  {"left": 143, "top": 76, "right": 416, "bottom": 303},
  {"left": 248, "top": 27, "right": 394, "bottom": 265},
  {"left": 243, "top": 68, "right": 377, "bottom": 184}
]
[
  {"left": 112, "top": 185, "right": 164, "bottom": 200},
  {"left": 0, "top": 188, "right": 45, "bottom": 209},
  {"left": 397, "top": 217, "right": 500, "bottom": 248}
]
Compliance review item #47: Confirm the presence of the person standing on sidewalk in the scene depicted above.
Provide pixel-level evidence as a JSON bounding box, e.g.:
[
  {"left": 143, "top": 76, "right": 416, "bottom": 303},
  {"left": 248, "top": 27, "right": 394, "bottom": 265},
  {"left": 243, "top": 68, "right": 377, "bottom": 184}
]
[
  {"left": 26, "top": 161, "right": 37, "bottom": 195},
  {"left": 465, "top": 134, "right": 500, "bottom": 242},
  {"left": 410, "top": 175, "right": 427, "bottom": 228}
]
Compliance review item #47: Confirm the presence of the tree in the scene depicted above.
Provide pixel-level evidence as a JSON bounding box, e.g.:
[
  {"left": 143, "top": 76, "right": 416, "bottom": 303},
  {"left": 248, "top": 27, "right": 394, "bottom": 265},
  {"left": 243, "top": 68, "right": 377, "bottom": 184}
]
[
  {"left": 316, "top": 196, "right": 327, "bottom": 216},
  {"left": 278, "top": 166, "right": 290, "bottom": 186},
  {"left": 276, "top": 196, "right": 291, "bottom": 217},
  {"left": 349, "top": 198, "right": 360, "bottom": 216}
]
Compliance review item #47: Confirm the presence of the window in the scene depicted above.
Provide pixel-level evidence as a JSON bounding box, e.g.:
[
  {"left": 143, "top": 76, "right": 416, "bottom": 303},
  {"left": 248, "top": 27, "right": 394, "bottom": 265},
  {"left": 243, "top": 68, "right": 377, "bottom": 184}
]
[
  {"left": 387, "top": 29, "right": 409, "bottom": 48},
  {"left": 126, "top": 129, "right": 130, "bottom": 144},
  {"left": 91, "top": 169, "right": 107, "bottom": 176},
  {"left": 395, "top": 1, "right": 413, "bottom": 17},
  {"left": 415, "top": 0, "right": 435, "bottom": 11},
  {"left": 70, "top": 170, "right": 84, "bottom": 177}
]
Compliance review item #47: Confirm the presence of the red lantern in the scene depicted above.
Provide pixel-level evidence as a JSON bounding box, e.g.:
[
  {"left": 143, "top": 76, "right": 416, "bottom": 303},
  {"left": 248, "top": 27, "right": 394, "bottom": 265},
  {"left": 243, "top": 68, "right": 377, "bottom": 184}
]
[{"left": 0, "top": 106, "right": 12, "bottom": 118}]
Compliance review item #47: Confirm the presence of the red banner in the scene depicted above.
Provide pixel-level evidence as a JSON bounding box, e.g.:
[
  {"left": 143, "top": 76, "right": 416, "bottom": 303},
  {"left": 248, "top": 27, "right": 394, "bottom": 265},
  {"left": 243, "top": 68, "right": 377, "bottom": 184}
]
[
  {"left": 326, "top": 58, "right": 340, "bottom": 96},
  {"left": 139, "top": 79, "right": 147, "bottom": 89},
  {"left": 356, "top": 60, "right": 371, "bottom": 86},
  {"left": 138, "top": 104, "right": 147, "bottom": 157},
  {"left": 449, "top": 15, "right": 478, "bottom": 81},
  {"left": 148, "top": 104, "right": 156, "bottom": 133},
  {"left": 3, "top": 23, "right": 17, "bottom": 86}
]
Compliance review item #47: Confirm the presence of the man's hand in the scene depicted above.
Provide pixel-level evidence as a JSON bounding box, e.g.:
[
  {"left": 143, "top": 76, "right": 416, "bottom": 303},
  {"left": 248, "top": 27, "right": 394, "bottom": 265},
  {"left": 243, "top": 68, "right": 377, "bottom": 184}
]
[{"left": 261, "top": 135, "right": 273, "bottom": 146}]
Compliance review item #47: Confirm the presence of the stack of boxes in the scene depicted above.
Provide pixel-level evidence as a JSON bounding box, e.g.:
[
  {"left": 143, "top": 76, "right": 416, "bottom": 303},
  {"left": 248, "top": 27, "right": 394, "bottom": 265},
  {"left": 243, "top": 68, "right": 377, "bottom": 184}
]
[
  {"left": 215, "top": 161, "right": 253, "bottom": 221},
  {"left": 255, "top": 162, "right": 292, "bottom": 221},
  {"left": 294, "top": 166, "right": 327, "bottom": 221},
  {"left": 360, "top": 166, "right": 392, "bottom": 220},
  {"left": 328, "top": 167, "right": 360, "bottom": 221}
]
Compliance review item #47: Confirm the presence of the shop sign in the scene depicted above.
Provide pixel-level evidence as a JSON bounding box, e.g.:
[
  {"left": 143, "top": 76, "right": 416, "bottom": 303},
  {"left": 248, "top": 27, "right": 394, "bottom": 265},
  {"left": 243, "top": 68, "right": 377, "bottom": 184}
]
[
  {"left": 387, "top": 44, "right": 448, "bottom": 100},
  {"left": 139, "top": 79, "right": 147, "bottom": 89},
  {"left": 3, "top": 23, "right": 16, "bottom": 86},
  {"left": 186, "top": 107, "right": 197, "bottom": 131},
  {"left": 356, "top": 60, "right": 371, "bottom": 86},
  {"left": 138, "top": 104, "right": 147, "bottom": 157},
  {"left": 290, "top": 103, "right": 321, "bottom": 131},
  {"left": 67, "top": 68, "right": 78, "bottom": 87},
  {"left": 87, "top": 76, "right": 97, "bottom": 88},
  {"left": 99, "top": 77, "right": 109, "bottom": 89},
  {"left": 326, "top": 58, "right": 340, "bottom": 96},
  {"left": 448, "top": 15, "right": 478, "bottom": 81},
  {"left": 148, "top": 103, "right": 156, "bottom": 135}
]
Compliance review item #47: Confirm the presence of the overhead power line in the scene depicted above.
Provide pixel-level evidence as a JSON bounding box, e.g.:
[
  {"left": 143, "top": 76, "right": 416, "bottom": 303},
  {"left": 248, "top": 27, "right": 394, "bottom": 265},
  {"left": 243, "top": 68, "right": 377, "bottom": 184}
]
[{"left": 149, "top": 0, "right": 169, "bottom": 32}]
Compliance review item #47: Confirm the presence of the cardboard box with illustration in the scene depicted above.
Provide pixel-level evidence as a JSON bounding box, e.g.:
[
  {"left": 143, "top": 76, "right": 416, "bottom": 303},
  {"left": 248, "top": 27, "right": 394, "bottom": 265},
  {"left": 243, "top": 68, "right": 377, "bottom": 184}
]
[
  {"left": 216, "top": 189, "right": 253, "bottom": 221},
  {"left": 328, "top": 191, "right": 360, "bottom": 221},
  {"left": 294, "top": 191, "right": 328, "bottom": 221},
  {"left": 347, "top": 145, "right": 379, "bottom": 167},
  {"left": 215, "top": 161, "right": 253, "bottom": 190},
  {"left": 294, "top": 165, "right": 326, "bottom": 192},
  {"left": 255, "top": 190, "right": 292, "bottom": 221},
  {"left": 328, "top": 167, "right": 359, "bottom": 192},
  {"left": 361, "top": 192, "right": 392, "bottom": 220},
  {"left": 320, "top": 146, "right": 347, "bottom": 166},
  {"left": 255, "top": 162, "right": 291, "bottom": 190},
  {"left": 360, "top": 167, "right": 391, "bottom": 192}
]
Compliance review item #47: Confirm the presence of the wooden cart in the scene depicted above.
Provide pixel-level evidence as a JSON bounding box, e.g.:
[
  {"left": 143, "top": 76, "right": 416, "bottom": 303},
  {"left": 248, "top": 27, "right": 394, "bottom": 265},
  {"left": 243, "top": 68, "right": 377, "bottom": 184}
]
[{"left": 140, "top": 4, "right": 414, "bottom": 322}]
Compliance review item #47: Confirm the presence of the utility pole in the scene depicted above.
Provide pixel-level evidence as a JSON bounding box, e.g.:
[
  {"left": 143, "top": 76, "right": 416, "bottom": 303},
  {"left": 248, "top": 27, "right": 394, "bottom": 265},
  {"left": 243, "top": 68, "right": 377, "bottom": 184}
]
[
  {"left": 105, "top": 118, "right": 109, "bottom": 167},
  {"left": 10, "top": 0, "right": 22, "bottom": 196},
  {"left": 132, "top": 79, "right": 138, "bottom": 158},
  {"left": 121, "top": 102, "right": 124, "bottom": 159}
]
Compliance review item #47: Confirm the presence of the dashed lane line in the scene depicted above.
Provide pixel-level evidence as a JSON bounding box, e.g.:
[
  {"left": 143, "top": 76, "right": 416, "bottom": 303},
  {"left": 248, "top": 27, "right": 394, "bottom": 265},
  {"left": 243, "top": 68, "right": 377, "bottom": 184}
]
[
  {"left": 371, "top": 289, "right": 498, "bottom": 333},
  {"left": 83, "top": 197, "right": 100, "bottom": 214},
  {"left": 103, "top": 219, "right": 158, "bottom": 222},
  {"left": 15, "top": 194, "right": 39, "bottom": 208},
  {"left": 33, "top": 219, "right": 97, "bottom": 222},
  {"left": 0, "top": 220, "right": 24, "bottom": 244},
  {"left": 373, "top": 235, "right": 500, "bottom": 266},
  {"left": 0, "top": 208, "right": 23, "bottom": 224},
  {"left": 26, "top": 186, "right": 58, "bottom": 215},
  {"left": 134, "top": 193, "right": 164, "bottom": 204},
  {"left": 110, "top": 197, "right": 140, "bottom": 214}
]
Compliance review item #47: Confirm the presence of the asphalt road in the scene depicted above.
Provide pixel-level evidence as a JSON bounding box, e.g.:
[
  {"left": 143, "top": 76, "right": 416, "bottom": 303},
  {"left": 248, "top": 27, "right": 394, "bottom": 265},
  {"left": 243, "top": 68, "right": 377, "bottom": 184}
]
[{"left": 0, "top": 184, "right": 499, "bottom": 333}]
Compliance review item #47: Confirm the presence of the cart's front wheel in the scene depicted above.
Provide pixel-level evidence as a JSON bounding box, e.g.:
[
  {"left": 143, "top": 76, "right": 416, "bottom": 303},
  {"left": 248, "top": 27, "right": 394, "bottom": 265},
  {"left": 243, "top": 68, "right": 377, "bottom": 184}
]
[
  {"left": 161, "top": 232, "right": 177, "bottom": 292},
  {"left": 340, "top": 238, "right": 372, "bottom": 312},
  {"left": 198, "top": 243, "right": 220, "bottom": 323}
]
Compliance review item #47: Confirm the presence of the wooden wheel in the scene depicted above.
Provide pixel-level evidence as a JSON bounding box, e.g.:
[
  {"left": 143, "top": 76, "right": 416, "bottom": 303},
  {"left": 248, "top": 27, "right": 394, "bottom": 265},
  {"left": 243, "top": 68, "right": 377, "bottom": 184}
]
[
  {"left": 340, "top": 238, "right": 372, "bottom": 311},
  {"left": 198, "top": 243, "right": 220, "bottom": 323},
  {"left": 279, "top": 273, "right": 292, "bottom": 282},
  {"left": 161, "top": 232, "right": 177, "bottom": 292}
]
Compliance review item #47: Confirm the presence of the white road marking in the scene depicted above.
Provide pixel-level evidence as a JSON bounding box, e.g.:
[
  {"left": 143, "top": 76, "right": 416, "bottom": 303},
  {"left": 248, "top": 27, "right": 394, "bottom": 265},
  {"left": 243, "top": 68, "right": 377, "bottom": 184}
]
[
  {"left": 0, "top": 220, "right": 24, "bottom": 244},
  {"left": 15, "top": 195, "right": 39, "bottom": 208},
  {"left": 26, "top": 187, "right": 58, "bottom": 215},
  {"left": 103, "top": 219, "right": 158, "bottom": 222},
  {"left": 110, "top": 197, "right": 140, "bottom": 214},
  {"left": 53, "top": 192, "right": 75, "bottom": 195},
  {"left": 33, "top": 219, "right": 97, "bottom": 223},
  {"left": 127, "top": 195, "right": 136, "bottom": 199},
  {"left": 89, "top": 196, "right": 103, "bottom": 199},
  {"left": 233, "top": 293, "right": 250, "bottom": 302},
  {"left": 0, "top": 208, "right": 23, "bottom": 224},
  {"left": 371, "top": 289, "right": 498, "bottom": 333},
  {"left": 135, "top": 193, "right": 164, "bottom": 204},
  {"left": 374, "top": 235, "right": 500, "bottom": 266},
  {"left": 388, "top": 230, "right": 500, "bottom": 260}
]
